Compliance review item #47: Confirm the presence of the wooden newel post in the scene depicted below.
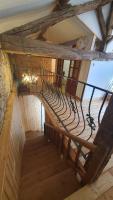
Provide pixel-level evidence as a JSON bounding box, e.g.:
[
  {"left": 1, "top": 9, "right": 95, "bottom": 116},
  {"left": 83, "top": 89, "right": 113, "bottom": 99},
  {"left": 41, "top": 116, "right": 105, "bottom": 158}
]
[{"left": 84, "top": 94, "right": 113, "bottom": 184}]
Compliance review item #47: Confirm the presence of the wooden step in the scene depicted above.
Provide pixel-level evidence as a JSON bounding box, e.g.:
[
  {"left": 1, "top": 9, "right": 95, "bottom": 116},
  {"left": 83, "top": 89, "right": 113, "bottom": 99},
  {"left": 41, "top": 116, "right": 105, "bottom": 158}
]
[
  {"left": 19, "top": 134, "right": 80, "bottom": 200},
  {"left": 23, "top": 142, "right": 56, "bottom": 158},
  {"left": 25, "top": 131, "right": 43, "bottom": 141},
  {"left": 20, "top": 168, "right": 80, "bottom": 200},
  {"left": 25, "top": 135, "right": 48, "bottom": 148},
  {"left": 22, "top": 151, "right": 60, "bottom": 176},
  {"left": 21, "top": 159, "right": 69, "bottom": 189}
]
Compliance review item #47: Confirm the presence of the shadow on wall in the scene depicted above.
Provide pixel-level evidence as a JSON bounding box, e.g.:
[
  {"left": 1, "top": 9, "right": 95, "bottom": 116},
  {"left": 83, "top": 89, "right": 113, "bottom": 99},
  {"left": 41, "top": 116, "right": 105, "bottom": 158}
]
[
  {"left": 19, "top": 95, "right": 45, "bottom": 132},
  {"left": 84, "top": 60, "right": 113, "bottom": 99}
]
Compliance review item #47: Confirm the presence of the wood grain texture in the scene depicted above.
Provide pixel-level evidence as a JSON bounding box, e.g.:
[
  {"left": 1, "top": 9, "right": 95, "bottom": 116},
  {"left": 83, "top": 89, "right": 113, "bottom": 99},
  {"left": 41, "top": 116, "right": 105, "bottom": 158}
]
[
  {"left": 107, "top": 2, "right": 113, "bottom": 34},
  {"left": 38, "top": 0, "right": 70, "bottom": 40},
  {"left": 20, "top": 134, "right": 80, "bottom": 200},
  {"left": 106, "top": 1, "right": 113, "bottom": 44},
  {"left": 1, "top": 35, "right": 113, "bottom": 60},
  {"left": 1, "top": 0, "right": 112, "bottom": 37},
  {"left": 96, "top": 6, "right": 106, "bottom": 40},
  {"left": 0, "top": 87, "right": 25, "bottom": 200},
  {"left": 9, "top": 54, "right": 52, "bottom": 78}
]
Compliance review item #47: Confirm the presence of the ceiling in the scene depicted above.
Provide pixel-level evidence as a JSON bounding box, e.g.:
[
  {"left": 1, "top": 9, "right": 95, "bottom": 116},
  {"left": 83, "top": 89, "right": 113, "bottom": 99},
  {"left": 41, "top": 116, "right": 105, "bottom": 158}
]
[
  {"left": 0, "top": 0, "right": 55, "bottom": 18},
  {"left": 0, "top": 0, "right": 93, "bottom": 19},
  {"left": 44, "top": 17, "right": 91, "bottom": 44},
  {"left": 0, "top": 0, "right": 111, "bottom": 43}
]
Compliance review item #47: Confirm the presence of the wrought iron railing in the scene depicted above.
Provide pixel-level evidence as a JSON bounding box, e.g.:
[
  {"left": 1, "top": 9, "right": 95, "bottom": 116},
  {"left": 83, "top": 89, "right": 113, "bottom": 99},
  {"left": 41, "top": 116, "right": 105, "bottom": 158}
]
[
  {"left": 41, "top": 69, "right": 113, "bottom": 143},
  {"left": 17, "top": 67, "right": 113, "bottom": 143},
  {"left": 17, "top": 67, "right": 113, "bottom": 183}
]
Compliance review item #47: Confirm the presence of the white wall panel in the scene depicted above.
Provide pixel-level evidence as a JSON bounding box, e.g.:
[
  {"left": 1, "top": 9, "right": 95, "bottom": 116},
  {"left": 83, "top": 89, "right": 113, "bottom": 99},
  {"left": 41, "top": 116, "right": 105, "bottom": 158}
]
[{"left": 19, "top": 95, "right": 45, "bottom": 132}]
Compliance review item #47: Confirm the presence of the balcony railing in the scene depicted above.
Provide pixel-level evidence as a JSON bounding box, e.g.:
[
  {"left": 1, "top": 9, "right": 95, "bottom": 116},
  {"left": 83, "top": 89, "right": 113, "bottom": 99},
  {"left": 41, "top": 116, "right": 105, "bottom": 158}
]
[
  {"left": 17, "top": 68, "right": 113, "bottom": 143},
  {"left": 41, "top": 69, "right": 112, "bottom": 142}
]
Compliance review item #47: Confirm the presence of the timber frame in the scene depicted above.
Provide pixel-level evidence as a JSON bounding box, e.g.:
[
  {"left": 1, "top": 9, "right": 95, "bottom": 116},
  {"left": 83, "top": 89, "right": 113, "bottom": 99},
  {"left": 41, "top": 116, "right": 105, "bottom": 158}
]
[
  {"left": 0, "top": 0, "right": 113, "bottom": 60},
  {"left": 0, "top": 35, "right": 113, "bottom": 60},
  {"left": 1, "top": 0, "right": 112, "bottom": 38},
  {"left": 96, "top": 1, "right": 113, "bottom": 50}
]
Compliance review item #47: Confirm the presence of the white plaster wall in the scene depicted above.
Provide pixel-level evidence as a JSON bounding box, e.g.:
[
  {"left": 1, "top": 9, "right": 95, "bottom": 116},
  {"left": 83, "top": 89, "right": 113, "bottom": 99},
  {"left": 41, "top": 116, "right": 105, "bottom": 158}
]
[
  {"left": 44, "top": 16, "right": 90, "bottom": 43},
  {"left": 19, "top": 95, "right": 45, "bottom": 132},
  {"left": 76, "top": 60, "right": 91, "bottom": 98},
  {"left": 0, "top": 0, "right": 54, "bottom": 18},
  {"left": 78, "top": 11, "right": 102, "bottom": 39},
  {"left": 63, "top": 60, "right": 70, "bottom": 77},
  {"left": 0, "top": 4, "right": 54, "bottom": 33},
  {"left": 51, "top": 59, "right": 56, "bottom": 72},
  {"left": 71, "top": 1, "right": 111, "bottom": 40}
]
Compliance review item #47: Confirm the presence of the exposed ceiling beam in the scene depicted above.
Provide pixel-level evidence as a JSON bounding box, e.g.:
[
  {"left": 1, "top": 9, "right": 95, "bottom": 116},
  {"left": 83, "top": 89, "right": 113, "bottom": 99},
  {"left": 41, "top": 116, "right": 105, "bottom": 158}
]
[
  {"left": 95, "top": 2, "right": 113, "bottom": 50},
  {"left": 107, "top": 2, "right": 113, "bottom": 32},
  {"left": 0, "top": 35, "right": 113, "bottom": 60},
  {"left": 37, "top": 0, "right": 70, "bottom": 40},
  {"left": 1, "top": 0, "right": 112, "bottom": 37},
  {"left": 96, "top": 6, "right": 107, "bottom": 50},
  {"left": 53, "top": 0, "right": 70, "bottom": 11},
  {"left": 96, "top": 6, "right": 107, "bottom": 40},
  {"left": 106, "top": 1, "right": 113, "bottom": 42}
]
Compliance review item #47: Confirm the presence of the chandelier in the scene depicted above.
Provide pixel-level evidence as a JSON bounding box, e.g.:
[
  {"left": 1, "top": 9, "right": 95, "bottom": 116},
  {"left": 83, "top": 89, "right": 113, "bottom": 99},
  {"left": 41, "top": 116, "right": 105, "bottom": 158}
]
[{"left": 22, "top": 73, "right": 39, "bottom": 84}]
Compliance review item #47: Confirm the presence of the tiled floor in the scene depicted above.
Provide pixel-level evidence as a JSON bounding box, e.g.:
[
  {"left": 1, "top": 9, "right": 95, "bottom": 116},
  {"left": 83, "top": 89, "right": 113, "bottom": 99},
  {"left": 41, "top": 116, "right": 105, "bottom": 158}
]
[{"left": 64, "top": 155, "right": 113, "bottom": 200}]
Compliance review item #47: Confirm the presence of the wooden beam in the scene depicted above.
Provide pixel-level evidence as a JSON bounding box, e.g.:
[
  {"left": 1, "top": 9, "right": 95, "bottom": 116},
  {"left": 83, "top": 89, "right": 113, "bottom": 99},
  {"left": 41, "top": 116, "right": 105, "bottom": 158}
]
[
  {"left": 37, "top": 0, "right": 70, "bottom": 40},
  {"left": 96, "top": 2, "right": 113, "bottom": 50},
  {"left": 37, "top": 34, "right": 46, "bottom": 41},
  {"left": 57, "top": 0, "right": 70, "bottom": 7},
  {"left": 96, "top": 6, "right": 107, "bottom": 40},
  {"left": 53, "top": 0, "right": 70, "bottom": 11},
  {"left": 106, "top": 1, "right": 113, "bottom": 42},
  {"left": 96, "top": 6, "right": 107, "bottom": 50},
  {"left": 2, "top": 0, "right": 113, "bottom": 37},
  {"left": 107, "top": 2, "right": 113, "bottom": 33},
  {"left": 1, "top": 35, "right": 113, "bottom": 60}
]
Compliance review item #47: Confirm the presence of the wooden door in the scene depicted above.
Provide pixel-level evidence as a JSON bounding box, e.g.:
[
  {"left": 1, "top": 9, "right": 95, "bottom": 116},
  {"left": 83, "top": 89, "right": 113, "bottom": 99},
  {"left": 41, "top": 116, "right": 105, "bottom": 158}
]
[
  {"left": 66, "top": 60, "right": 81, "bottom": 96},
  {"left": 55, "top": 59, "right": 64, "bottom": 87}
]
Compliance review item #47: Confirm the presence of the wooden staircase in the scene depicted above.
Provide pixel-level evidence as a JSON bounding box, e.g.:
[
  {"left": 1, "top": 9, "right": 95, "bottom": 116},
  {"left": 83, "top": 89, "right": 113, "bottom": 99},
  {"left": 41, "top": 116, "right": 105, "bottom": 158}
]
[{"left": 19, "top": 135, "right": 80, "bottom": 200}]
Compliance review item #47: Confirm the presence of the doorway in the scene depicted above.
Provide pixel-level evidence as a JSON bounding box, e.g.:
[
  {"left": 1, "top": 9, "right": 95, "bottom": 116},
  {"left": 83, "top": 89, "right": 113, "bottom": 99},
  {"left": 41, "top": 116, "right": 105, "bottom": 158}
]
[
  {"left": 66, "top": 60, "right": 81, "bottom": 96},
  {"left": 19, "top": 95, "right": 45, "bottom": 138}
]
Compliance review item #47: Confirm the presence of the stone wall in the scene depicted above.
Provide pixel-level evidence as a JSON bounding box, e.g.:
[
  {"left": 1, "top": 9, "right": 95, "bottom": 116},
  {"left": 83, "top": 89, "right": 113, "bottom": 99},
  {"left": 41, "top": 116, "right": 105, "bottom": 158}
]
[{"left": 0, "top": 50, "right": 12, "bottom": 131}]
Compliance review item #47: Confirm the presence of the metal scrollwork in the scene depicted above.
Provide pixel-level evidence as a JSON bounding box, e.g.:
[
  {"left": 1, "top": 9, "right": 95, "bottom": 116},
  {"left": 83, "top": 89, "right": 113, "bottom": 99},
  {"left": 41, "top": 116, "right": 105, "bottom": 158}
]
[
  {"left": 70, "top": 100, "right": 76, "bottom": 113},
  {"left": 86, "top": 114, "right": 96, "bottom": 131},
  {"left": 56, "top": 90, "right": 60, "bottom": 98}
]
